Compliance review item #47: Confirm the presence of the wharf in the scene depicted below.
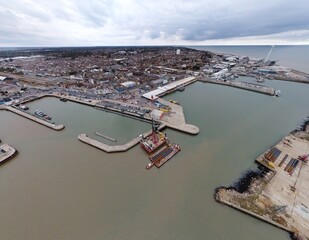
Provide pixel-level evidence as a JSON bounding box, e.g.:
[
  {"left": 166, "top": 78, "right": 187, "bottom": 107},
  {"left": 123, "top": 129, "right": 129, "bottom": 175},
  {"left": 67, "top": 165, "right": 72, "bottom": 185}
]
[
  {"left": 41, "top": 93, "right": 199, "bottom": 135},
  {"left": 158, "top": 98, "right": 199, "bottom": 135},
  {"left": 142, "top": 76, "right": 197, "bottom": 100},
  {"left": 0, "top": 144, "right": 17, "bottom": 164},
  {"left": 201, "top": 78, "right": 276, "bottom": 96},
  {"left": 2, "top": 106, "right": 64, "bottom": 131},
  {"left": 215, "top": 132, "right": 309, "bottom": 239},
  {"left": 78, "top": 125, "right": 166, "bottom": 153}
]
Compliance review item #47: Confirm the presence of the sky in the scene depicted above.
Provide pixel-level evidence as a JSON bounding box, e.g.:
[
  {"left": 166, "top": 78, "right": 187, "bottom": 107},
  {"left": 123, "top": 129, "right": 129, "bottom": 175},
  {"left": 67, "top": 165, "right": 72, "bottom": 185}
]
[{"left": 0, "top": 0, "right": 309, "bottom": 47}]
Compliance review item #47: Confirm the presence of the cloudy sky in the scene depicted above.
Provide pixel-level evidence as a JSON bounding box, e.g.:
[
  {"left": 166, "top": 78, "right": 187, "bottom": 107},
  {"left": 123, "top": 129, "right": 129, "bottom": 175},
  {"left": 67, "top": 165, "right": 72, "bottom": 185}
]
[{"left": 1, "top": 0, "right": 309, "bottom": 47}]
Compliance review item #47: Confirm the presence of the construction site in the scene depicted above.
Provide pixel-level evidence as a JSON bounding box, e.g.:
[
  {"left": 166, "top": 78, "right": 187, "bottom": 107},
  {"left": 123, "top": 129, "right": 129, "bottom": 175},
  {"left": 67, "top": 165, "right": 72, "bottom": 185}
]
[{"left": 215, "top": 120, "right": 309, "bottom": 240}]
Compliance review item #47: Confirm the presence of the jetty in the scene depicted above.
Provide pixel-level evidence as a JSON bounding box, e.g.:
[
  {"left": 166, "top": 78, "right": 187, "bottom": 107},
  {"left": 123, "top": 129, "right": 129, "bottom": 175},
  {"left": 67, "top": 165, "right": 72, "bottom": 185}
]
[
  {"left": 78, "top": 125, "right": 166, "bottom": 153},
  {"left": 0, "top": 144, "right": 17, "bottom": 164},
  {"left": 2, "top": 106, "right": 64, "bottom": 131}
]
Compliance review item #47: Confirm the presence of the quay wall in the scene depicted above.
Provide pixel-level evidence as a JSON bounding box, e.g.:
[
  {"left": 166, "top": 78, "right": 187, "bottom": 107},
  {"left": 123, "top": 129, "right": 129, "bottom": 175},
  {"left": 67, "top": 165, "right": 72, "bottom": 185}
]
[
  {"left": 2, "top": 106, "right": 64, "bottom": 131},
  {"left": 200, "top": 79, "right": 275, "bottom": 96}
]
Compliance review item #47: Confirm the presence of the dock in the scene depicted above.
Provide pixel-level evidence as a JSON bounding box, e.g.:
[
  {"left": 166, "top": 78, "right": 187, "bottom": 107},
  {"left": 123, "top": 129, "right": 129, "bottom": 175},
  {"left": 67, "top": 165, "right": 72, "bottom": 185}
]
[
  {"left": 201, "top": 78, "right": 276, "bottom": 96},
  {"left": 215, "top": 130, "right": 309, "bottom": 239},
  {"left": 142, "top": 76, "right": 197, "bottom": 100},
  {"left": 18, "top": 93, "right": 200, "bottom": 135},
  {"left": 0, "top": 144, "right": 17, "bottom": 164},
  {"left": 2, "top": 106, "right": 64, "bottom": 131},
  {"left": 158, "top": 98, "right": 199, "bottom": 135}
]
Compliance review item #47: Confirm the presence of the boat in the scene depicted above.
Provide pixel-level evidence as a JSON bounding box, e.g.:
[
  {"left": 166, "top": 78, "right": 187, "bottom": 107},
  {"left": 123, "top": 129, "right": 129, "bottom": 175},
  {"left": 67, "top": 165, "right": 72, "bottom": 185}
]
[
  {"left": 145, "top": 162, "right": 154, "bottom": 170},
  {"left": 169, "top": 99, "right": 179, "bottom": 105},
  {"left": 256, "top": 77, "right": 265, "bottom": 83},
  {"left": 177, "top": 86, "right": 185, "bottom": 92},
  {"left": 140, "top": 132, "right": 166, "bottom": 154},
  {"left": 60, "top": 98, "right": 67, "bottom": 102},
  {"left": 34, "top": 110, "right": 52, "bottom": 120},
  {"left": 274, "top": 90, "right": 281, "bottom": 97},
  {"left": 20, "top": 105, "right": 29, "bottom": 110},
  {"left": 35, "top": 110, "right": 44, "bottom": 117},
  {"left": 141, "top": 121, "right": 181, "bottom": 169}
]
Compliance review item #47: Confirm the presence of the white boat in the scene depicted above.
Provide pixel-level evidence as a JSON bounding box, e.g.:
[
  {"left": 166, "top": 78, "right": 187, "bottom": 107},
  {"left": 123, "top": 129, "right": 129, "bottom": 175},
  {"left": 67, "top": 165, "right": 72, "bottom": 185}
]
[{"left": 274, "top": 90, "right": 281, "bottom": 97}]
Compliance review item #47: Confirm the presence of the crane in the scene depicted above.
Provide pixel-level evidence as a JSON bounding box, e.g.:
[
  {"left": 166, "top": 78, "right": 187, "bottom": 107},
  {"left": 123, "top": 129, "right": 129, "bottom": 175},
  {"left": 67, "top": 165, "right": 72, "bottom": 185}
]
[{"left": 265, "top": 45, "right": 275, "bottom": 62}]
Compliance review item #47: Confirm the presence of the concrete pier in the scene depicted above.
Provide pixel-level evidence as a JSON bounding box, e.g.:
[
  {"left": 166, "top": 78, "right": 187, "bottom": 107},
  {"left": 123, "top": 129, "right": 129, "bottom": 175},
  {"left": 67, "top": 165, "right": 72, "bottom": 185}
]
[
  {"left": 78, "top": 125, "right": 166, "bottom": 153},
  {"left": 2, "top": 106, "right": 64, "bottom": 131},
  {"left": 158, "top": 98, "right": 199, "bottom": 135},
  {"left": 0, "top": 144, "right": 17, "bottom": 164},
  {"left": 201, "top": 79, "right": 276, "bottom": 96}
]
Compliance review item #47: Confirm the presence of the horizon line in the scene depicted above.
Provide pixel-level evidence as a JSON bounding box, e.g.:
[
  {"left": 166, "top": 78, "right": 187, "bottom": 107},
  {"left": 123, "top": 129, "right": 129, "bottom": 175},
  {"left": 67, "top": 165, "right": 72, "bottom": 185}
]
[{"left": 1, "top": 43, "right": 309, "bottom": 49}]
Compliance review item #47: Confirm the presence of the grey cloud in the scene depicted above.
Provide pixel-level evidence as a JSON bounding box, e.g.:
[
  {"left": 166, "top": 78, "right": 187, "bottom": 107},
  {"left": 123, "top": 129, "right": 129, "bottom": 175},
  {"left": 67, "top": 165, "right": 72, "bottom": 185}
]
[{"left": 0, "top": 0, "right": 309, "bottom": 46}]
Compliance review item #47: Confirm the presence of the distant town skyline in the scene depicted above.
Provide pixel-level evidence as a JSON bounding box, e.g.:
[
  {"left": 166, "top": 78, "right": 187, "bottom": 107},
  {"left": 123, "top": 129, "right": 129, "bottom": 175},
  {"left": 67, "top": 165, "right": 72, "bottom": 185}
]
[{"left": 1, "top": 0, "right": 309, "bottom": 47}]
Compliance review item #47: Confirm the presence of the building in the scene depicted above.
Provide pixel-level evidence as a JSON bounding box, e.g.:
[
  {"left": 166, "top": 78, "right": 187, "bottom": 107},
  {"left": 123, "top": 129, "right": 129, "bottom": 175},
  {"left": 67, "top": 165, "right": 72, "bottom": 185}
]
[
  {"left": 0, "top": 76, "right": 7, "bottom": 81},
  {"left": 120, "top": 81, "right": 136, "bottom": 88},
  {"left": 151, "top": 109, "right": 163, "bottom": 120}
]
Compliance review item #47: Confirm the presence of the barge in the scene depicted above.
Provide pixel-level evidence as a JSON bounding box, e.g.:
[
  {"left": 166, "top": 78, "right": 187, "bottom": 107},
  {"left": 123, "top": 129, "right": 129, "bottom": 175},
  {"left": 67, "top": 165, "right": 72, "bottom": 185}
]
[{"left": 140, "top": 121, "right": 181, "bottom": 170}]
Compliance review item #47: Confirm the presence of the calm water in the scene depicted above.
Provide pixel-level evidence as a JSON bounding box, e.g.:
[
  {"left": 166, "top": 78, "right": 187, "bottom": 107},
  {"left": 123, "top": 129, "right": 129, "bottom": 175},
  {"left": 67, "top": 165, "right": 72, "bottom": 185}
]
[
  {"left": 1, "top": 46, "right": 309, "bottom": 240},
  {"left": 191, "top": 45, "right": 309, "bottom": 73}
]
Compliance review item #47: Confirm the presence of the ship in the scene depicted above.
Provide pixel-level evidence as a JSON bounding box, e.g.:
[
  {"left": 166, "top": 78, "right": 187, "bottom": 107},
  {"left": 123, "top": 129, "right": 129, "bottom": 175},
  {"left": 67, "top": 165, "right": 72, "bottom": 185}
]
[{"left": 140, "top": 120, "right": 181, "bottom": 170}]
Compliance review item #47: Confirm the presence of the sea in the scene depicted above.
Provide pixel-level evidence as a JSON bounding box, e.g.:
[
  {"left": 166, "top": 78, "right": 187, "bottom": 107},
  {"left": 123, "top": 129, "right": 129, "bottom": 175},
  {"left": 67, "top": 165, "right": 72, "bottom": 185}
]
[{"left": 0, "top": 45, "right": 309, "bottom": 240}]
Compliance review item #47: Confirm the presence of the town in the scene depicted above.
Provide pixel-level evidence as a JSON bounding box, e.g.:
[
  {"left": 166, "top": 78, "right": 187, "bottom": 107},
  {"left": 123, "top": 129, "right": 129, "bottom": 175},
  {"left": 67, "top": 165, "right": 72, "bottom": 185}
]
[{"left": 1, "top": 46, "right": 309, "bottom": 239}]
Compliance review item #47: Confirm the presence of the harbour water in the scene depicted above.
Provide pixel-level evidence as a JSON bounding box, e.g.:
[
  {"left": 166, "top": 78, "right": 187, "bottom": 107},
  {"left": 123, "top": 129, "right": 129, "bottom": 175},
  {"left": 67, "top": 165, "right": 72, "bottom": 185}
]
[{"left": 1, "top": 46, "right": 309, "bottom": 240}]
